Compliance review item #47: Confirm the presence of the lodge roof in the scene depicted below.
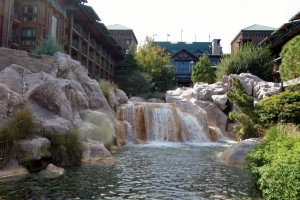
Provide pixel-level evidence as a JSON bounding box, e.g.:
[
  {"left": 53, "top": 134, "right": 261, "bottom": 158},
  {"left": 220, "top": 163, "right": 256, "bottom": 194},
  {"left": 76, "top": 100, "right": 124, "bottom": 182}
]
[
  {"left": 107, "top": 24, "right": 132, "bottom": 31},
  {"left": 241, "top": 24, "right": 276, "bottom": 32},
  {"left": 155, "top": 41, "right": 212, "bottom": 57},
  {"left": 259, "top": 11, "right": 300, "bottom": 49}
]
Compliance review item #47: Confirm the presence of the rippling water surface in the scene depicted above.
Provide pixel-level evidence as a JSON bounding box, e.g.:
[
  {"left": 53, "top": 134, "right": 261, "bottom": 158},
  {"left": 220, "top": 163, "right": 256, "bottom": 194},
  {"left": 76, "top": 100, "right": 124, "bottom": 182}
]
[{"left": 0, "top": 142, "right": 261, "bottom": 199}]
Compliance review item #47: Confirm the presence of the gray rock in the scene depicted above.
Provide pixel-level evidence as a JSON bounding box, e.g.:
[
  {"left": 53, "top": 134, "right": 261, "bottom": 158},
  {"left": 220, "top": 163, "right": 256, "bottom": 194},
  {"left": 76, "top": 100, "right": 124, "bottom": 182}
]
[
  {"left": 116, "top": 89, "right": 128, "bottom": 104},
  {"left": 17, "top": 137, "right": 51, "bottom": 163},
  {"left": 129, "top": 96, "right": 147, "bottom": 102},
  {"left": 220, "top": 138, "right": 260, "bottom": 167},
  {"left": 211, "top": 94, "right": 227, "bottom": 110},
  {"left": 82, "top": 139, "right": 112, "bottom": 163}
]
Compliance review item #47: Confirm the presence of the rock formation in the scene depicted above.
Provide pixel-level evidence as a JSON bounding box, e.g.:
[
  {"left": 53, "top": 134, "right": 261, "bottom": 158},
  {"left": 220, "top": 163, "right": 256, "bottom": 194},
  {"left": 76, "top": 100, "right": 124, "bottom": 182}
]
[
  {"left": 0, "top": 48, "right": 126, "bottom": 176},
  {"left": 166, "top": 73, "right": 282, "bottom": 137}
]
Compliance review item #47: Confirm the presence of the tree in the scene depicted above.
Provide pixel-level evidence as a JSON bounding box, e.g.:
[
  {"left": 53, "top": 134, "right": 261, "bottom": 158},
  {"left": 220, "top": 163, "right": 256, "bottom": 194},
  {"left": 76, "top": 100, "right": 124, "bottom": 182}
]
[
  {"left": 216, "top": 43, "right": 273, "bottom": 81},
  {"left": 227, "top": 78, "right": 263, "bottom": 139},
  {"left": 32, "top": 38, "right": 64, "bottom": 56},
  {"left": 191, "top": 55, "right": 216, "bottom": 84},
  {"left": 135, "top": 37, "right": 176, "bottom": 92},
  {"left": 279, "top": 35, "right": 300, "bottom": 81}
]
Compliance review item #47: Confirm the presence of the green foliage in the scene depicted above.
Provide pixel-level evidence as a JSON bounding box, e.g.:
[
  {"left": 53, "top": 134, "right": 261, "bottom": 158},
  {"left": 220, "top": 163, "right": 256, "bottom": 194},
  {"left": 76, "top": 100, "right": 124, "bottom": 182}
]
[
  {"left": 99, "top": 79, "right": 118, "bottom": 106},
  {"left": 0, "top": 107, "right": 35, "bottom": 167},
  {"left": 117, "top": 70, "right": 152, "bottom": 96},
  {"left": 32, "top": 38, "right": 64, "bottom": 56},
  {"left": 0, "top": 107, "right": 35, "bottom": 144},
  {"left": 191, "top": 55, "right": 216, "bottom": 84},
  {"left": 245, "top": 124, "right": 300, "bottom": 199},
  {"left": 135, "top": 37, "right": 176, "bottom": 93},
  {"left": 139, "top": 91, "right": 165, "bottom": 100},
  {"left": 256, "top": 91, "right": 300, "bottom": 127},
  {"left": 227, "top": 78, "right": 263, "bottom": 139},
  {"left": 280, "top": 35, "right": 300, "bottom": 81},
  {"left": 217, "top": 43, "right": 273, "bottom": 81},
  {"left": 44, "top": 130, "right": 83, "bottom": 167}
]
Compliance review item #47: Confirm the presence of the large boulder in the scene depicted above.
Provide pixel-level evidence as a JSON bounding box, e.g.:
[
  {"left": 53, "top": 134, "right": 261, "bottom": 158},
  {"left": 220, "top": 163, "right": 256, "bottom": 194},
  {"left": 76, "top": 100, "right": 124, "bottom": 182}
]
[
  {"left": 16, "top": 136, "right": 51, "bottom": 164},
  {"left": 115, "top": 89, "right": 128, "bottom": 104},
  {"left": 220, "top": 138, "right": 260, "bottom": 167},
  {"left": 82, "top": 139, "right": 112, "bottom": 163}
]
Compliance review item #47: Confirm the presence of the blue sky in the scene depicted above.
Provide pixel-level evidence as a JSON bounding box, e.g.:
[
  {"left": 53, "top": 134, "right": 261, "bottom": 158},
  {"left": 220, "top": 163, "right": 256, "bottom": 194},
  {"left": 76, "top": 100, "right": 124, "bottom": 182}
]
[{"left": 87, "top": 0, "right": 300, "bottom": 53}]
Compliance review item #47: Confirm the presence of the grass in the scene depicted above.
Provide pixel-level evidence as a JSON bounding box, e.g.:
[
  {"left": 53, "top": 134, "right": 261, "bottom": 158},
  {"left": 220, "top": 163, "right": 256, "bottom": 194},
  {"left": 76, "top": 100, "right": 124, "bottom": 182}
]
[
  {"left": 0, "top": 107, "right": 36, "bottom": 168},
  {"left": 99, "top": 80, "right": 118, "bottom": 107},
  {"left": 43, "top": 130, "right": 83, "bottom": 167}
]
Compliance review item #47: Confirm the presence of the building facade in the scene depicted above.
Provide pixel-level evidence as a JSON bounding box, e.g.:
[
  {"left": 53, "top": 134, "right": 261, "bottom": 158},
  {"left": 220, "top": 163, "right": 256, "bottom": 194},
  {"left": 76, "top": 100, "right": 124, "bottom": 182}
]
[
  {"left": 231, "top": 24, "right": 276, "bottom": 54},
  {"left": 260, "top": 11, "right": 300, "bottom": 82},
  {"left": 155, "top": 39, "right": 223, "bottom": 86},
  {"left": 0, "top": 0, "right": 123, "bottom": 81},
  {"left": 107, "top": 24, "right": 138, "bottom": 56}
]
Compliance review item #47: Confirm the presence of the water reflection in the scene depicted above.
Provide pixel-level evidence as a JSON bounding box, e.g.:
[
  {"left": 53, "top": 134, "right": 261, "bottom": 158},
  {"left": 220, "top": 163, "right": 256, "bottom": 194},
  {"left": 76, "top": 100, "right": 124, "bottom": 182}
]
[{"left": 0, "top": 142, "right": 261, "bottom": 199}]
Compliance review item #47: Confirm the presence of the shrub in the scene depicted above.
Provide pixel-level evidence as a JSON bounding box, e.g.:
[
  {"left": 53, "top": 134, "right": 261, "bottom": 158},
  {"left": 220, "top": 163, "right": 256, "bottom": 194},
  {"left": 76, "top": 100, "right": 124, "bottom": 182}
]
[
  {"left": 140, "top": 91, "right": 165, "bottom": 100},
  {"left": 216, "top": 43, "right": 273, "bottom": 81},
  {"left": 32, "top": 38, "right": 64, "bottom": 56},
  {"left": 256, "top": 91, "right": 300, "bottom": 127},
  {"left": 227, "top": 78, "right": 263, "bottom": 139},
  {"left": 245, "top": 124, "right": 300, "bottom": 199},
  {"left": 191, "top": 55, "right": 216, "bottom": 84},
  {"left": 280, "top": 35, "right": 300, "bottom": 81},
  {"left": 99, "top": 80, "right": 118, "bottom": 106},
  {"left": 44, "top": 130, "right": 83, "bottom": 167}
]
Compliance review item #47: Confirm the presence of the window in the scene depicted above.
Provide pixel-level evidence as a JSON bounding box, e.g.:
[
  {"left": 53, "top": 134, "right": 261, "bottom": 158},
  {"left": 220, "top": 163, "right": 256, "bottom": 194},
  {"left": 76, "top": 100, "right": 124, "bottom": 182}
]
[
  {"left": 125, "top": 49, "right": 129, "bottom": 54},
  {"left": 125, "top": 39, "right": 131, "bottom": 46},
  {"left": 21, "top": 39, "right": 35, "bottom": 46},
  {"left": 22, "top": 28, "right": 36, "bottom": 37},
  {"left": 23, "top": 16, "right": 36, "bottom": 22}
]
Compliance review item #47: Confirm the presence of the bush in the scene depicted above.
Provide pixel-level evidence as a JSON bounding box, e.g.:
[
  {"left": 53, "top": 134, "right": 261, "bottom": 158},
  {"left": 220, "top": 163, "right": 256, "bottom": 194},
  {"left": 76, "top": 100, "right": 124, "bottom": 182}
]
[
  {"left": 191, "top": 55, "right": 216, "bottom": 84},
  {"left": 245, "top": 124, "right": 300, "bottom": 199},
  {"left": 32, "top": 38, "right": 64, "bottom": 56},
  {"left": 280, "top": 35, "right": 300, "bottom": 81},
  {"left": 216, "top": 43, "right": 273, "bottom": 81},
  {"left": 44, "top": 130, "right": 83, "bottom": 167},
  {"left": 139, "top": 91, "right": 165, "bottom": 100},
  {"left": 256, "top": 91, "right": 300, "bottom": 127}
]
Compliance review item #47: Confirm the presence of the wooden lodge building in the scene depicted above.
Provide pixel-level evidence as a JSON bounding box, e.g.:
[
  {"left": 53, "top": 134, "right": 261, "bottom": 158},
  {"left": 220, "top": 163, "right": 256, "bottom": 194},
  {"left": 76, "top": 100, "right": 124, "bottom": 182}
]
[
  {"left": 0, "top": 0, "right": 124, "bottom": 81},
  {"left": 155, "top": 39, "right": 223, "bottom": 86}
]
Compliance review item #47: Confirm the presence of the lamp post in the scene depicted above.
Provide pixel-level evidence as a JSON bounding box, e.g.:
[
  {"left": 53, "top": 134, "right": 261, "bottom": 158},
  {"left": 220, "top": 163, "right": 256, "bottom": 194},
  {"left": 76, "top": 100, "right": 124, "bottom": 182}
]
[
  {"left": 167, "top": 34, "right": 170, "bottom": 42},
  {"left": 181, "top": 29, "right": 183, "bottom": 42}
]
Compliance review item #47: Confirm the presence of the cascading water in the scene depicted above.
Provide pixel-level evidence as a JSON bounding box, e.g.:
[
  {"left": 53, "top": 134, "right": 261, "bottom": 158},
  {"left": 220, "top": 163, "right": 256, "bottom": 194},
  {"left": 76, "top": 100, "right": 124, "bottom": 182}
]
[{"left": 117, "top": 101, "right": 213, "bottom": 143}]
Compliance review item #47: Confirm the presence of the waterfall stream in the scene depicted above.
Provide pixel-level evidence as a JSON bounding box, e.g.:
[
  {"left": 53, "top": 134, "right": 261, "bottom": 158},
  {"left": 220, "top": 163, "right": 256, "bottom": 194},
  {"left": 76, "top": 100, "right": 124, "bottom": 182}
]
[{"left": 117, "top": 102, "right": 223, "bottom": 143}]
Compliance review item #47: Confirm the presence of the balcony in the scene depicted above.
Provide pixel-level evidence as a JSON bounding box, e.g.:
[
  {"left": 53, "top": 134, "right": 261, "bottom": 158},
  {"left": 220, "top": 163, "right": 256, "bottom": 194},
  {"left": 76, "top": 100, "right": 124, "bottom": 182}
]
[{"left": 73, "top": 23, "right": 80, "bottom": 34}]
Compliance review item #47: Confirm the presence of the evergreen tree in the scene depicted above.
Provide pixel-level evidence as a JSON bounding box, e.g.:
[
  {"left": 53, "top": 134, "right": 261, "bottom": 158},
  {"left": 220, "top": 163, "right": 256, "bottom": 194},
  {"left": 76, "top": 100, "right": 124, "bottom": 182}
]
[
  {"left": 280, "top": 35, "right": 300, "bottom": 81},
  {"left": 227, "top": 78, "right": 263, "bottom": 139},
  {"left": 191, "top": 55, "right": 216, "bottom": 84}
]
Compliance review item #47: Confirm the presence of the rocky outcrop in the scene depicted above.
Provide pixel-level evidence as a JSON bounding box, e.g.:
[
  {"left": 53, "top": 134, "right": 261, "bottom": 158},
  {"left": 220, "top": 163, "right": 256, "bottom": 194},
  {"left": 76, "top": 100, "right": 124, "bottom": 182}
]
[
  {"left": 166, "top": 73, "right": 282, "bottom": 139},
  {"left": 82, "top": 139, "right": 112, "bottom": 164},
  {"left": 220, "top": 138, "right": 260, "bottom": 167},
  {"left": 16, "top": 136, "right": 51, "bottom": 164},
  {"left": 0, "top": 49, "right": 127, "bottom": 176}
]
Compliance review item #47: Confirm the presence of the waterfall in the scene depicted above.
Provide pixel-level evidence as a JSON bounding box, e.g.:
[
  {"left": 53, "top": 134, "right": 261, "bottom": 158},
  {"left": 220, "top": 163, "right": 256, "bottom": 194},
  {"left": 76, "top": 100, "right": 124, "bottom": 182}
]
[{"left": 117, "top": 102, "right": 212, "bottom": 143}]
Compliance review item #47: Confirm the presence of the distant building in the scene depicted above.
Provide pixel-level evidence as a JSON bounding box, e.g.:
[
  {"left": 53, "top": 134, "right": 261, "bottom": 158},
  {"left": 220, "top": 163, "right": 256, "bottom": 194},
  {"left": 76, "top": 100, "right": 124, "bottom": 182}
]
[
  {"left": 155, "top": 39, "right": 223, "bottom": 86},
  {"left": 260, "top": 11, "right": 300, "bottom": 82},
  {"left": 0, "top": 0, "right": 123, "bottom": 82},
  {"left": 107, "top": 24, "right": 138, "bottom": 56},
  {"left": 231, "top": 24, "right": 276, "bottom": 54}
]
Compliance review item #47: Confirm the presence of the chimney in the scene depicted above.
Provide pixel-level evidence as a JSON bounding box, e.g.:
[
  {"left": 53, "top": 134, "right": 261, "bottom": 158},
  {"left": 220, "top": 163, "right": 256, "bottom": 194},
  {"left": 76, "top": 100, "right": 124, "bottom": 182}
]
[{"left": 212, "top": 39, "right": 222, "bottom": 54}]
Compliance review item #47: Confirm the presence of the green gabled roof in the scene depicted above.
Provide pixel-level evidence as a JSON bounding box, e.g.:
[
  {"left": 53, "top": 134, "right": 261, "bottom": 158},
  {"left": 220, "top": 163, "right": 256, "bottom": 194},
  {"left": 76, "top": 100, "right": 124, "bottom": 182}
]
[
  {"left": 154, "top": 41, "right": 211, "bottom": 57},
  {"left": 242, "top": 24, "right": 276, "bottom": 32},
  {"left": 107, "top": 24, "right": 132, "bottom": 31}
]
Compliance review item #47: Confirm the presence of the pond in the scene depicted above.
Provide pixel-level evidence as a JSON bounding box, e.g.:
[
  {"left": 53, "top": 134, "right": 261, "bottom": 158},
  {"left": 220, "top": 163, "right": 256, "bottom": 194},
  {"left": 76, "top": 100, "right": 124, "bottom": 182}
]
[{"left": 0, "top": 142, "right": 261, "bottom": 199}]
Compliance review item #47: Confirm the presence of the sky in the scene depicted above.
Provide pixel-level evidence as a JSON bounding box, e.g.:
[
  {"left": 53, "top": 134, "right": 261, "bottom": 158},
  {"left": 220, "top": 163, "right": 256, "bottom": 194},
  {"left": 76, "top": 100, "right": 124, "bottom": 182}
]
[{"left": 87, "top": 0, "right": 300, "bottom": 53}]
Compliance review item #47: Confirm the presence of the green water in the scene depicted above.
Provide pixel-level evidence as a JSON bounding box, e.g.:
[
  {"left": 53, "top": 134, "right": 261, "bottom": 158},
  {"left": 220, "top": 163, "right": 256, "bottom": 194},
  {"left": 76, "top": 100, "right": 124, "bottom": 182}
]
[{"left": 0, "top": 142, "right": 261, "bottom": 199}]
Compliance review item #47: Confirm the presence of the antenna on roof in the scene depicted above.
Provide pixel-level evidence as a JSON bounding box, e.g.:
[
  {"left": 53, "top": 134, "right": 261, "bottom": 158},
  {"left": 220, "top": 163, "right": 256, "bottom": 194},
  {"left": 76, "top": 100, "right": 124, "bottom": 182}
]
[
  {"left": 209, "top": 34, "right": 211, "bottom": 42},
  {"left": 195, "top": 35, "right": 196, "bottom": 42}
]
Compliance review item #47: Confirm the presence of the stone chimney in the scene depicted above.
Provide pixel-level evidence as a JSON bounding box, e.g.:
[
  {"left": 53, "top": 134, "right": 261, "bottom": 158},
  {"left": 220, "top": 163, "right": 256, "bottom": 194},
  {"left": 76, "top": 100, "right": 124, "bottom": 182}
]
[{"left": 212, "top": 39, "right": 222, "bottom": 54}]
